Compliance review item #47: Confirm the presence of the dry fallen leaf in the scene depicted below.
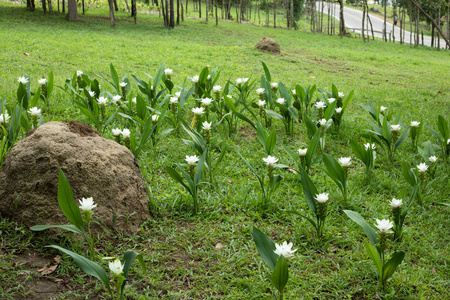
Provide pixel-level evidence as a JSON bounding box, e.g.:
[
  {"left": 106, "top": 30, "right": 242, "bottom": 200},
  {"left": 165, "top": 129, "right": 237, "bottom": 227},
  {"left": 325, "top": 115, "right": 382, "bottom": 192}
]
[
  {"left": 309, "top": 76, "right": 316, "bottom": 79},
  {"left": 38, "top": 264, "right": 58, "bottom": 276},
  {"left": 215, "top": 242, "right": 225, "bottom": 249},
  {"left": 24, "top": 53, "right": 30, "bottom": 56},
  {"left": 227, "top": 180, "right": 232, "bottom": 184},
  {"left": 287, "top": 168, "right": 297, "bottom": 174}
]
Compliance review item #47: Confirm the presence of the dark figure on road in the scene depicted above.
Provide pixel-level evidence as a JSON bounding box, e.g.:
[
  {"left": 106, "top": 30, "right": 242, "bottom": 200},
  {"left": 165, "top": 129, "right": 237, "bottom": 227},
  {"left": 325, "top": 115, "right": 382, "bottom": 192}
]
[{"left": 394, "top": 16, "right": 398, "bottom": 26}]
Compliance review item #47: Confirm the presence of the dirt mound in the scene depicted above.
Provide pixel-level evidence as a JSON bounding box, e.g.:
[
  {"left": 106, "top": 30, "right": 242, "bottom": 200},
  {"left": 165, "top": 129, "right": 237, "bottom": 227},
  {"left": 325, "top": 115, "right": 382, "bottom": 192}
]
[
  {"left": 0, "top": 121, "right": 149, "bottom": 234},
  {"left": 255, "top": 37, "right": 281, "bottom": 54}
]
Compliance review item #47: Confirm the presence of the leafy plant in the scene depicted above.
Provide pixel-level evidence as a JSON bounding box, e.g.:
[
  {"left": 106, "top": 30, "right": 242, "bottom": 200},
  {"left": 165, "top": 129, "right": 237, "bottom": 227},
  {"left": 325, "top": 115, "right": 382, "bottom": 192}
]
[
  {"left": 351, "top": 139, "right": 376, "bottom": 181},
  {"left": 427, "top": 115, "right": 449, "bottom": 164},
  {"left": 166, "top": 151, "right": 207, "bottom": 214},
  {"left": 282, "top": 129, "right": 321, "bottom": 172},
  {"left": 322, "top": 154, "right": 349, "bottom": 207},
  {"left": 252, "top": 227, "right": 291, "bottom": 299},
  {"left": 344, "top": 210, "right": 405, "bottom": 291}
]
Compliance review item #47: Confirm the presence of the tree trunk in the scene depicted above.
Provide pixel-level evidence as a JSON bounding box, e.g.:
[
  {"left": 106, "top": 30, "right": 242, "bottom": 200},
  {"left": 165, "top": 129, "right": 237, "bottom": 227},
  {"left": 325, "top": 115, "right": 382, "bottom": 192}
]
[
  {"left": 339, "top": 0, "right": 345, "bottom": 38},
  {"left": 206, "top": 0, "right": 208, "bottom": 22},
  {"left": 362, "top": 2, "right": 365, "bottom": 42},
  {"left": 290, "top": 0, "right": 293, "bottom": 29},
  {"left": 177, "top": 0, "right": 180, "bottom": 24},
  {"left": 383, "top": 0, "right": 387, "bottom": 41},
  {"left": 42, "top": 0, "right": 47, "bottom": 13},
  {"left": 181, "top": 0, "right": 184, "bottom": 21},
  {"left": 199, "top": 0, "right": 201, "bottom": 18},
  {"left": 108, "top": 0, "right": 115, "bottom": 27},
  {"left": 82, "top": 0, "right": 85, "bottom": 15},
  {"left": 132, "top": 0, "right": 137, "bottom": 23},
  {"left": 62, "top": 0, "right": 65, "bottom": 13},
  {"left": 273, "top": 0, "right": 276, "bottom": 28},
  {"left": 169, "top": 0, "right": 174, "bottom": 28},
  {"left": 215, "top": 0, "right": 218, "bottom": 25},
  {"left": 68, "top": 0, "right": 78, "bottom": 20},
  {"left": 114, "top": 0, "right": 118, "bottom": 12}
]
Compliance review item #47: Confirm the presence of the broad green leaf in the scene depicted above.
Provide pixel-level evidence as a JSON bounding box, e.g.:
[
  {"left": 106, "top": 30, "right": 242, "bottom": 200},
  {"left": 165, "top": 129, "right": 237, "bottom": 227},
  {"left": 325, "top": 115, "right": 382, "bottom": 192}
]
[
  {"left": 303, "top": 113, "right": 317, "bottom": 139},
  {"left": 271, "top": 255, "right": 289, "bottom": 294},
  {"left": 166, "top": 166, "right": 191, "bottom": 194},
  {"left": 342, "top": 90, "right": 354, "bottom": 110},
  {"left": 194, "top": 151, "right": 207, "bottom": 186},
  {"left": 261, "top": 61, "right": 272, "bottom": 83},
  {"left": 322, "top": 154, "right": 345, "bottom": 192},
  {"left": 306, "top": 129, "right": 320, "bottom": 168},
  {"left": 30, "top": 224, "right": 84, "bottom": 235},
  {"left": 394, "top": 128, "right": 410, "bottom": 150},
  {"left": 401, "top": 162, "right": 417, "bottom": 187},
  {"left": 234, "top": 111, "right": 256, "bottom": 129},
  {"left": 324, "top": 101, "right": 337, "bottom": 120},
  {"left": 300, "top": 169, "right": 317, "bottom": 214},
  {"left": 351, "top": 139, "right": 368, "bottom": 165},
  {"left": 252, "top": 227, "right": 278, "bottom": 271},
  {"left": 48, "top": 245, "right": 111, "bottom": 293},
  {"left": 365, "top": 241, "right": 382, "bottom": 278},
  {"left": 58, "top": 169, "right": 84, "bottom": 232},
  {"left": 382, "top": 251, "right": 405, "bottom": 281},
  {"left": 265, "top": 109, "right": 284, "bottom": 121},
  {"left": 153, "top": 64, "right": 165, "bottom": 91},
  {"left": 121, "top": 250, "right": 147, "bottom": 297},
  {"left": 344, "top": 210, "right": 378, "bottom": 246},
  {"left": 110, "top": 63, "right": 120, "bottom": 94},
  {"left": 47, "top": 71, "right": 54, "bottom": 98},
  {"left": 266, "top": 128, "right": 277, "bottom": 155},
  {"left": 427, "top": 125, "right": 442, "bottom": 144},
  {"left": 438, "top": 115, "right": 449, "bottom": 141}
]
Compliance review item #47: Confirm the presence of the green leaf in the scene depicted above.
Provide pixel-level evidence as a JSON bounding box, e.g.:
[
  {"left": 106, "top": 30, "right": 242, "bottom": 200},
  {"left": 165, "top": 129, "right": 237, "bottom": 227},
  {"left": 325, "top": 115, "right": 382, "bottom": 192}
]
[
  {"left": 306, "top": 129, "right": 320, "bottom": 168},
  {"left": 351, "top": 139, "right": 368, "bottom": 166},
  {"left": 394, "top": 128, "right": 410, "bottom": 150},
  {"left": 365, "top": 241, "right": 382, "bottom": 278},
  {"left": 382, "top": 251, "right": 405, "bottom": 282},
  {"left": 252, "top": 227, "right": 278, "bottom": 271},
  {"left": 303, "top": 113, "right": 317, "bottom": 139},
  {"left": 48, "top": 245, "right": 111, "bottom": 293},
  {"left": 344, "top": 210, "right": 378, "bottom": 246},
  {"left": 166, "top": 166, "right": 191, "bottom": 194},
  {"left": 120, "top": 250, "right": 146, "bottom": 297},
  {"left": 233, "top": 111, "right": 256, "bottom": 129},
  {"left": 30, "top": 224, "right": 84, "bottom": 235},
  {"left": 300, "top": 169, "right": 317, "bottom": 214},
  {"left": 265, "top": 109, "right": 284, "bottom": 121},
  {"left": 437, "top": 115, "right": 449, "bottom": 141},
  {"left": 324, "top": 101, "right": 337, "bottom": 120},
  {"left": 153, "top": 64, "right": 165, "bottom": 91},
  {"left": 57, "top": 169, "right": 85, "bottom": 233},
  {"left": 110, "top": 63, "right": 120, "bottom": 94},
  {"left": 261, "top": 61, "right": 272, "bottom": 83},
  {"left": 401, "top": 162, "right": 418, "bottom": 187},
  {"left": 271, "top": 255, "right": 289, "bottom": 294},
  {"left": 322, "top": 154, "right": 345, "bottom": 193},
  {"left": 194, "top": 151, "right": 207, "bottom": 186},
  {"left": 342, "top": 90, "right": 354, "bottom": 110},
  {"left": 266, "top": 129, "right": 277, "bottom": 155},
  {"left": 47, "top": 71, "right": 54, "bottom": 98},
  {"left": 427, "top": 125, "right": 442, "bottom": 144}
]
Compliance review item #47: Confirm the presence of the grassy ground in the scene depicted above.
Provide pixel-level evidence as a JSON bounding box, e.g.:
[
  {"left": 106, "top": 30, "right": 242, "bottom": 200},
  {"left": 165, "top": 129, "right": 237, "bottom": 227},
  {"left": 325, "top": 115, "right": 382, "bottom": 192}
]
[{"left": 1, "top": 2, "right": 450, "bottom": 299}]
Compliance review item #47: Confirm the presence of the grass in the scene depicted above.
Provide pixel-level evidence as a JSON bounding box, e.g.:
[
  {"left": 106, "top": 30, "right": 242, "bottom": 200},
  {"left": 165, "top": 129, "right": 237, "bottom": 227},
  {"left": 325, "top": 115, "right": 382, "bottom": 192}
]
[{"left": 1, "top": 2, "right": 450, "bottom": 299}]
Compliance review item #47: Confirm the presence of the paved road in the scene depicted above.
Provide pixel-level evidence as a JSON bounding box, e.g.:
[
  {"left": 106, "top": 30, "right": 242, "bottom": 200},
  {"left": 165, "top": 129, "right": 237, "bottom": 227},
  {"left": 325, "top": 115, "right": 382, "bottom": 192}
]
[{"left": 318, "top": 3, "right": 447, "bottom": 49}]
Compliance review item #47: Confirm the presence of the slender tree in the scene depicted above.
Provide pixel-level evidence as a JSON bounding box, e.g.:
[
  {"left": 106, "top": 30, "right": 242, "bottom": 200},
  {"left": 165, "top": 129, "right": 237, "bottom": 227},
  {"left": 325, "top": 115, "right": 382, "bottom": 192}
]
[
  {"left": 68, "top": 0, "right": 78, "bottom": 20},
  {"left": 108, "top": 0, "right": 115, "bottom": 26}
]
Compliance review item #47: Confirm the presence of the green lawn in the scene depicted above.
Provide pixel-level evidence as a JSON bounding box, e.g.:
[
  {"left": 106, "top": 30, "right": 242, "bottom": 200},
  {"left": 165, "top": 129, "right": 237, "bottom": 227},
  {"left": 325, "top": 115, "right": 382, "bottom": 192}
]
[{"left": 1, "top": 2, "right": 450, "bottom": 299}]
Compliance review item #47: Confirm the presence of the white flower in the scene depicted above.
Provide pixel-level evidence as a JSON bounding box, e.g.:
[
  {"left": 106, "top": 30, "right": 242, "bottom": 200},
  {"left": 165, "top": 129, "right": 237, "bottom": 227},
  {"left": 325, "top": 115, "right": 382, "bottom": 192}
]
[
  {"left": 213, "top": 85, "right": 222, "bottom": 93},
  {"left": 164, "top": 68, "right": 173, "bottom": 76},
  {"left": 132, "top": 97, "right": 137, "bottom": 104},
  {"left": 429, "top": 156, "right": 437, "bottom": 163},
  {"left": 109, "top": 259, "right": 124, "bottom": 276},
  {"left": 78, "top": 197, "right": 97, "bottom": 211},
  {"left": 258, "top": 100, "right": 266, "bottom": 107},
  {"left": 119, "top": 82, "right": 127, "bottom": 88},
  {"left": 170, "top": 97, "right": 178, "bottom": 104},
  {"left": 112, "top": 95, "right": 122, "bottom": 103},
  {"left": 298, "top": 148, "right": 307, "bottom": 156},
  {"left": 152, "top": 115, "right": 159, "bottom": 122},
  {"left": 319, "top": 119, "right": 327, "bottom": 127},
  {"left": 76, "top": 70, "right": 83, "bottom": 77},
  {"left": 375, "top": 219, "right": 394, "bottom": 233},
  {"left": 447, "top": 139, "right": 450, "bottom": 145},
  {"left": 380, "top": 106, "right": 387, "bottom": 113},
  {"left": 202, "top": 121, "right": 212, "bottom": 131},
  {"left": 315, "top": 193, "right": 329, "bottom": 203},
  {"left": 226, "top": 95, "right": 232, "bottom": 99},
  {"left": 112, "top": 128, "right": 122, "bottom": 136},
  {"left": 391, "top": 124, "right": 401, "bottom": 132},
  {"left": 0, "top": 112, "right": 10, "bottom": 124},
  {"left": 207, "top": 75, "right": 211, "bottom": 80},
  {"left": 364, "top": 143, "right": 376, "bottom": 150},
  {"left": 88, "top": 91, "right": 95, "bottom": 98},
  {"left": 338, "top": 92, "right": 344, "bottom": 98},
  {"left": 121, "top": 129, "right": 131, "bottom": 138},
  {"left": 274, "top": 241, "right": 297, "bottom": 258},
  {"left": 236, "top": 78, "right": 244, "bottom": 85},
  {"left": 417, "top": 163, "right": 428, "bottom": 173},
  {"left": 276, "top": 98, "right": 285, "bottom": 105},
  {"left": 256, "top": 88, "right": 265, "bottom": 95},
  {"left": 242, "top": 78, "right": 249, "bottom": 83},
  {"left": 175, "top": 92, "right": 181, "bottom": 98},
  {"left": 410, "top": 121, "right": 420, "bottom": 127},
  {"left": 291, "top": 89, "right": 296, "bottom": 96},
  {"left": 263, "top": 155, "right": 278, "bottom": 166},
  {"left": 315, "top": 101, "right": 326, "bottom": 109},
  {"left": 18, "top": 76, "right": 28, "bottom": 84},
  {"left": 185, "top": 155, "right": 199, "bottom": 165},
  {"left": 335, "top": 107, "right": 343, "bottom": 114},
  {"left": 98, "top": 97, "right": 108, "bottom": 105},
  {"left": 191, "top": 75, "right": 199, "bottom": 83},
  {"left": 38, "top": 78, "right": 47, "bottom": 85},
  {"left": 338, "top": 157, "right": 352, "bottom": 167},
  {"left": 271, "top": 82, "right": 278, "bottom": 89},
  {"left": 192, "top": 107, "right": 205, "bottom": 115},
  {"left": 28, "top": 107, "right": 41, "bottom": 116},
  {"left": 201, "top": 98, "right": 213, "bottom": 106},
  {"left": 328, "top": 98, "right": 336, "bottom": 104},
  {"left": 390, "top": 198, "right": 403, "bottom": 208}
]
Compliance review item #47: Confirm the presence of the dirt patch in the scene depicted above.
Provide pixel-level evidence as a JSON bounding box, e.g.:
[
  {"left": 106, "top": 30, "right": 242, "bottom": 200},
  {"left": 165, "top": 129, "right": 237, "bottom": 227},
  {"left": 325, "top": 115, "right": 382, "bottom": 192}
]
[{"left": 68, "top": 120, "right": 101, "bottom": 137}]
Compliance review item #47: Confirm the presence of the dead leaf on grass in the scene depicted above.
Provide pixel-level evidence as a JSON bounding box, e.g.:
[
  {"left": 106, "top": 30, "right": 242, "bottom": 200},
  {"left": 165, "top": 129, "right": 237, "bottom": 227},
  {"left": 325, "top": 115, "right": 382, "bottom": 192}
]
[
  {"left": 215, "top": 242, "right": 225, "bottom": 249},
  {"left": 24, "top": 53, "right": 30, "bottom": 56},
  {"left": 38, "top": 264, "right": 58, "bottom": 276},
  {"left": 309, "top": 76, "right": 316, "bottom": 79},
  {"left": 287, "top": 169, "right": 297, "bottom": 174}
]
